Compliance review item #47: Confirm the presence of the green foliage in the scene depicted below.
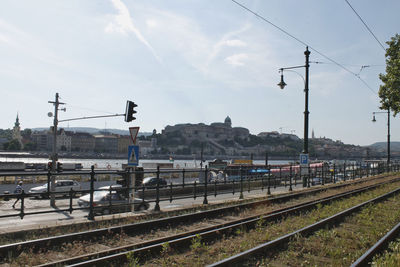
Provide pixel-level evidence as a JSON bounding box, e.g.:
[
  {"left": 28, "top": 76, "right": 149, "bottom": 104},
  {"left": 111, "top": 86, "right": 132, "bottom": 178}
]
[
  {"left": 3, "top": 139, "right": 21, "bottom": 151},
  {"left": 379, "top": 34, "right": 400, "bottom": 114},
  {"left": 190, "top": 234, "right": 207, "bottom": 252},
  {"left": 21, "top": 128, "right": 32, "bottom": 139},
  {"left": 126, "top": 251, "right": 140, "bottom": 267},
  {"left": 23, "top": 142, "right": 36, "bottom": 151},
  {"left": 0, "top": 129, "right": 12, "bottom": 139}
]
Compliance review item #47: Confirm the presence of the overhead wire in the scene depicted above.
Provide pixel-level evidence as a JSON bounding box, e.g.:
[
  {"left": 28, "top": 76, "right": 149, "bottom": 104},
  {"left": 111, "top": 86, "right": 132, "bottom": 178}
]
[
  {"left": 231, "top": 0, "right": 378, "bottom": 95},
  {"left": 344, "top": 0, "right": 386, "bottom": 52},
  {"left": 66, "top": 104, "right": 117, "bottom": 115}
]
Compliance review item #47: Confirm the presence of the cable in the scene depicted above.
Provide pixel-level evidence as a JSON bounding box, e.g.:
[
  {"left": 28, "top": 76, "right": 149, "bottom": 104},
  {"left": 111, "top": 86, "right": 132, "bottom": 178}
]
[
  {"left": 311, "top": 61, "right": 383, "bottom": 68},
  {"left": 66, "top": 104, "right": 117, "bottom": 115},
  {"left": 344, "top": 0, "right": 386, "bottom": 52},
  {"left": 231, "top": 0, "right": 378, "bottom": 95}
]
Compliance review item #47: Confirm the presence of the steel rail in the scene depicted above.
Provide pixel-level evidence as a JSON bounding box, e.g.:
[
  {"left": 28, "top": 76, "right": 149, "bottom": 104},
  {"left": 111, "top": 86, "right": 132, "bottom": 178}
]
[
  {"left": 0, "top": 174, "right": 392, "bottom": 259},
  {"left": 0, "top": 183, "right": 315, "bottom": 257},
  {"left": 40, "top": 178, "right": 400, "bottom": 267},
  {"left": 351, "top": 221, "right": 400, "bottom": 267},
  {"left": 207, "top": 187, "right": 400, "bottom": 267},
  {"left": 1, "top": 174, "right": 364, "bottom": 257}
]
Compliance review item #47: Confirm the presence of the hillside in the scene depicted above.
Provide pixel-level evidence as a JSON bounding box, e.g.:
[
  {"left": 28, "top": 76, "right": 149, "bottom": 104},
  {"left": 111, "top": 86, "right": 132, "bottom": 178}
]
[{"left": 369, "top": 141, "right": 400, "bottom": 152}]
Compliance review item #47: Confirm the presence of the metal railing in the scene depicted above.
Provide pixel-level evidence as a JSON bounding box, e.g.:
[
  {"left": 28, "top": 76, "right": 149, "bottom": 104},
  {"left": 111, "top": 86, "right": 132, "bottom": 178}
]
[{"left": 0, "top": 161, "right": 397, "bottom": 220}]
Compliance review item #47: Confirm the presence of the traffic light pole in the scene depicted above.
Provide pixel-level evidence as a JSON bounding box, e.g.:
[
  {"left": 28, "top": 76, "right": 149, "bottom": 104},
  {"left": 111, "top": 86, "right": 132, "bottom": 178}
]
[{"left": 47, "top": 97, "right": 136, "bottom": 208}]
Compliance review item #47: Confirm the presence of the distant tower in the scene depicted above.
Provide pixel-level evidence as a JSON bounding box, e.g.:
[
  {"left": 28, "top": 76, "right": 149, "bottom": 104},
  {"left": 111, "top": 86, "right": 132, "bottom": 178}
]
[
  {"left": 312, "top": 129, "right": 315, "bottom": 139},
  {"left": 224, "top": 116, "right": 232, "bottom": 127},
  {"left": 12, "top": 113, "right": 23, "bottom": 147}
]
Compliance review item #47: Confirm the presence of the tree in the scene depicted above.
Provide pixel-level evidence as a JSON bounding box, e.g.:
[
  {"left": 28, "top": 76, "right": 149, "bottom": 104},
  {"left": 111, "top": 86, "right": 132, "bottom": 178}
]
[
  {"left": 379, "top": 34, "right": 400, "bottom": 114},
  {"left": 3, "top": 139, "right": 22, "bottom": 151}
]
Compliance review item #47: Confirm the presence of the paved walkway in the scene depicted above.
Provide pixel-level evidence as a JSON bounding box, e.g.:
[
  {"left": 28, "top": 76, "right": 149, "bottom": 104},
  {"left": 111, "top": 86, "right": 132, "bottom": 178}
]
[{"left": 0, "top": 184, "right": 304, "bottom": 234}]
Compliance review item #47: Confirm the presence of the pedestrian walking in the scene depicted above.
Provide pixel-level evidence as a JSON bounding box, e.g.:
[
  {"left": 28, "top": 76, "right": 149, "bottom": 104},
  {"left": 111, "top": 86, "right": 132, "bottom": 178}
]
[{"left": 12, "top": 181, "right": 23, "bottom": 209}]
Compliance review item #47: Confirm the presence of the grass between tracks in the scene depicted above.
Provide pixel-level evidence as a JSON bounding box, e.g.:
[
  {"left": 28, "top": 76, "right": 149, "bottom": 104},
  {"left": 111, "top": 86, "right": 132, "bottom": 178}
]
[
  {"left": 372, "top": 238, "right": 400, "bottom": 266},
  {"left": 260, "top": 193, "right": 400, "bottom": 266},
  {"left": 137, "top": 180, "right": 400, "bottom": 267}
]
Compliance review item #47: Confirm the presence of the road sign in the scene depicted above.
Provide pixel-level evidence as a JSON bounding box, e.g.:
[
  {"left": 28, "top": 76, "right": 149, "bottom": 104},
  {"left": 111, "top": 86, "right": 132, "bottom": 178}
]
[
  {"left": 300, "top": 153, "right": 309, "bottom": 166},
  {"left": 129, "top": 127, "right": 140, "bottom": 144},
  {"left": 128, "top": 145, "right": 139, "bottom": 166}
]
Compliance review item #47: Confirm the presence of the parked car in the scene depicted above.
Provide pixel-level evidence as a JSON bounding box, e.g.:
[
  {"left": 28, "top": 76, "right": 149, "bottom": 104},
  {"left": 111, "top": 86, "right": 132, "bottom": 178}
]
[
  {"left": 77, "top": 186, "right": 149, "bottom": 214},
  {"left": 311, "top": 177, "right": 323, "bottom": 186},
  {"left": 141, "top": 177, "right": 167, "bottom": 188},
  {"left": 29, "top": 180, "right": 81, "bottom": 198}
]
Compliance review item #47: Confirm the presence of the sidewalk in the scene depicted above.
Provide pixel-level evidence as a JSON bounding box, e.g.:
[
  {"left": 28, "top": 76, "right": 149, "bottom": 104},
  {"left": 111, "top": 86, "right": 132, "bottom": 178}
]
[{"left": 0, "top": 184, "right": 301, "bottom": 234}]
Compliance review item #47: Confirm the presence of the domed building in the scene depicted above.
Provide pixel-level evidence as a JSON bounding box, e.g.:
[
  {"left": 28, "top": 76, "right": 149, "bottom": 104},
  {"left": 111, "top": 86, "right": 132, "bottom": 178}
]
[{"left": 224, "top": 116, "right": 232, "bottom": 127}]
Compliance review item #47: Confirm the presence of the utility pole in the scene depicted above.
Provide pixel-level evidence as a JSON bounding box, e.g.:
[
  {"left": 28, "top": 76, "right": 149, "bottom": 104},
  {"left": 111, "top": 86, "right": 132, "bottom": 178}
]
[
  {"left": 303, "top": 47, "right": 310, "bottom": 155},
  {"left": 48, "top": 93, "right": 65, "bottom": 207}
]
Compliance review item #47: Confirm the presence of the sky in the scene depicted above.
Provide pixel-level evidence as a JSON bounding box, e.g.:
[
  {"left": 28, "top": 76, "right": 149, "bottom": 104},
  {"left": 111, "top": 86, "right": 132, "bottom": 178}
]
[{"left": 0, "top": 0, "right": 399, "bottom": 146}]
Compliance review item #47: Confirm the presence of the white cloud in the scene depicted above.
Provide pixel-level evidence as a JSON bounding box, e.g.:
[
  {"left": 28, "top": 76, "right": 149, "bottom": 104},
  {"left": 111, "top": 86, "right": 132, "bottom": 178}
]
[
  {"left": 105, "top": 0, "right": 161, "bottom": 63},
  {"left": 225, "top": 53, "right": 248, "bottom": 66},
  {"left": 0, "top": 18, "right": 74, "bottom": 69},
  {"left": 225, "top": 39, "right": 247, "bottom": 47},
  {"left": 207, "top": 24, "right": 251, "bottom": 66},
  {"left": 0, "top": 33, "right": 12, "bottom": 45},
  {"left": 146, "top": 19, "right": 158, "bottom": 28}
]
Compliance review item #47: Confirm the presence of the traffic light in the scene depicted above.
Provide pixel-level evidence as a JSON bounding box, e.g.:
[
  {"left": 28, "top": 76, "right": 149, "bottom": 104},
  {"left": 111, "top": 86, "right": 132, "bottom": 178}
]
[
  {"left": 57, "top": 162, "right": 63, "bottom": 172},
  {"left": 125, "top": 101, "right": 137, "bottom": 122}
]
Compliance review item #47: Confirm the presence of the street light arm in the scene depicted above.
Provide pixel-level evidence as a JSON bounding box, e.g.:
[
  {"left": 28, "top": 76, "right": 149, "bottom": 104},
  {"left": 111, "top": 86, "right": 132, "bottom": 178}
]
[
  {"left": 279, "top": 65, "right": 307, "bottom": 71},
  {"left": 282, "top": 69, "right": 306, "bottom": 85},
  {"left": 58, "top": 113, "right": 126, "bottom": 123}
]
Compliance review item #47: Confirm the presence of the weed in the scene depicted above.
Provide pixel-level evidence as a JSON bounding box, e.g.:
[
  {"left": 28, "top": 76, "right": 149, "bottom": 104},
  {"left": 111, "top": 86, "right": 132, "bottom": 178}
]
[
  {"left": 256, "top": 216, "right": 265, "bottom": 233},
  {"left": 190, "top": 234, "right": 204, "bottom": 251},
  {"left": 126, "top": 251, "right": 140, "bottom": 267}
]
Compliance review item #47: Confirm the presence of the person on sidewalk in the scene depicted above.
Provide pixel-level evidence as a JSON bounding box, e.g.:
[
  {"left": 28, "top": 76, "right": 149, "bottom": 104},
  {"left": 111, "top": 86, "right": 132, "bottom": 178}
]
[{"left": 12, "top": 181, "right": 23, "bottom": 209}]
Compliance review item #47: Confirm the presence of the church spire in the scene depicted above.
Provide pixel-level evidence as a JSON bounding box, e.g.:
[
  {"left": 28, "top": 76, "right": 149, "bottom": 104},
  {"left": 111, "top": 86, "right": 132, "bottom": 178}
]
[{"left": 15, "top": 113, "right": 20, "bottom": 128}]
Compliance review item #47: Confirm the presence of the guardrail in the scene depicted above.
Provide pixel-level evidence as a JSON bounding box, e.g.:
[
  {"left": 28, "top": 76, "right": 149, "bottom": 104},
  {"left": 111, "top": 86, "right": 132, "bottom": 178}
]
[{"left": 0, "top": 161, "right": 397, "bottom": 220}]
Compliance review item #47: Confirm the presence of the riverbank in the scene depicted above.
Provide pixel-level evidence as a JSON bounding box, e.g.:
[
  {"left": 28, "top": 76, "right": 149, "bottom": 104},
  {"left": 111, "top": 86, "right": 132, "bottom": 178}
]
[{"left": 0, "top": 151, "right": 297, "bottom": 161}]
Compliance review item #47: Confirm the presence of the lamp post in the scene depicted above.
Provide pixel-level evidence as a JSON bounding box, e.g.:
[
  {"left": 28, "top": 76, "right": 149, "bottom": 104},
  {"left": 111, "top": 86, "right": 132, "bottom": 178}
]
[
  {"left": 278, "top": 46, "right": 311, "bottom": 186},
  {"left": 278, "top": 47, "right": 310, "bottom": 154},
  {"left": 278, "top": 47, "right": 310, "bottom": 187},
  {"left": 372, "top": 109, "right": 391, "bottom": 166}
]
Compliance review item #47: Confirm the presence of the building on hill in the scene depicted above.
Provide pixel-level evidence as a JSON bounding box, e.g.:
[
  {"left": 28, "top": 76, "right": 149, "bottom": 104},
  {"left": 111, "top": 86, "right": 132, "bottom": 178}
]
[
  {"left": 94, "top": 134, "right": 118, "bottom": 153},
  {"left": 70, "top": 132, "right": 95, "bottom": 152},
  {"left": 163, "top": 116, "right": 249, "bottom": 142},
  {"left": 31, "top": 130, "right": 51, "bottom": 151},
  {"left": 12, "top": 114, "right": 23, "bottom": 148}
]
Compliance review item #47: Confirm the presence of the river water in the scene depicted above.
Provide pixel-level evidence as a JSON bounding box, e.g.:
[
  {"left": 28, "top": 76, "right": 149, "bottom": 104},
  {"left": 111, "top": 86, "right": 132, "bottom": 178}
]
[{"left": 0, "top": 155, "right": 292, "bottom": 169}]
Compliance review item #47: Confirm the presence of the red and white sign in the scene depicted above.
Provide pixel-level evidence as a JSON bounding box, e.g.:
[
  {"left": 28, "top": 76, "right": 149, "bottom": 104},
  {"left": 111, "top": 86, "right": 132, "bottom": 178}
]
[{"left": 129, "top": 127, "right": 140, "bottom": 144}]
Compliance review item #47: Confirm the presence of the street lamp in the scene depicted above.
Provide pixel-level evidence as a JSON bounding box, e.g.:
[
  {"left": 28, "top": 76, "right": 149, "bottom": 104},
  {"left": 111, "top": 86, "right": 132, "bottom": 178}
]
[
  {"left": 278, "top": 47, "right": 310, "bottom": 187},
  {"left": 278, "top": 47, "right": 310, "bottom": 153},
  {"left": 372, "top": 109, "right": 391, "bottom": 166}
]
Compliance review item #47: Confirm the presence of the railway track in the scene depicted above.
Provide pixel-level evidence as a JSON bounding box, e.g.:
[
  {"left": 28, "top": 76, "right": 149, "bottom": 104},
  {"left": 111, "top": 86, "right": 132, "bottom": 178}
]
[
  {"left": 352, "top": 220, "right": 400, "bottom": 266},
  {"left": 209, "top": 185, "right": 400, "bottom": 266},
  {"left": 20, "top": 176, "right": 398, "bottom": 266},
  {"left": 0, "top": 174, "right": 384, "bottom": 254}
]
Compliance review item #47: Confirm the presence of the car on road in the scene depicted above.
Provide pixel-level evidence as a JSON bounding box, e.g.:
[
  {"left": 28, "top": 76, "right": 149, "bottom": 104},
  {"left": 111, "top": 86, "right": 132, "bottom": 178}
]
[
  {"left": 77, "top": 186, "right": 149, "bottom": 215},
  {"left": 141, "top": 177, "right": 167, "bottom": 188},
  {"left": 28, "top": 180, "right": 81, "bottom": 198},
  {"left": 311, "top": 177, "right": 323, "bottom": 186}
]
